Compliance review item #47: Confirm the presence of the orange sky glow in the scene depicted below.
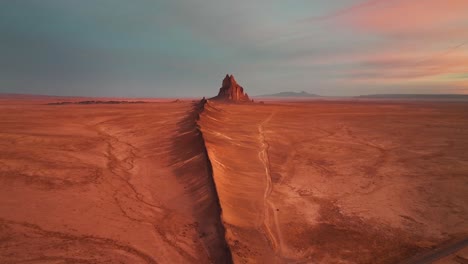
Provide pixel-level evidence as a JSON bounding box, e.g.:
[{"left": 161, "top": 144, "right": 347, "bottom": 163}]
[{"left": 333, "top": 0, "right": 468, "bottom": 92}]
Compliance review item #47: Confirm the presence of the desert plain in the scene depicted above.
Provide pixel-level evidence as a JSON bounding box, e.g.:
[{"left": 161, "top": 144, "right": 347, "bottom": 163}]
[{"left": 0, "top": 97, "right": 467, "bottom": 264}]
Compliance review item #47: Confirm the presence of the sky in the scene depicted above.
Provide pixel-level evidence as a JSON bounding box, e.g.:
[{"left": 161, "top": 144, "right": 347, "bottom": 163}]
[{"left": 0, "top": 0, "right": 467, "bottom": 97}]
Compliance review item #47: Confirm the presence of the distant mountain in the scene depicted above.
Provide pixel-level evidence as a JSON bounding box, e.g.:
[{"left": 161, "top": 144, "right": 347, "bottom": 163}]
[
  {"left": 357, "top": 94, "right": 468, "bottom": 99},
  {"left": 256, "top": 91, "right": 319, "bottom": 97}
]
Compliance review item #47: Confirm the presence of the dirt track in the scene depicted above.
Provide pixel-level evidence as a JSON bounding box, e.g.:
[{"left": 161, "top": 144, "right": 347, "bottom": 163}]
[
  {"left": 258, "top": 112, "right": 285, "bottom": 256},
  {"left": 401, "top": 238, "right": 468, "bottom": 264}
]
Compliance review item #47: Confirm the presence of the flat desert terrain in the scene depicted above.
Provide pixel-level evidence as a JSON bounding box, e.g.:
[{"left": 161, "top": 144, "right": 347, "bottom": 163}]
[
  {"left": 1, "top": 98, "right": 467, "bottom": 263},
  {"left": 0, "top": 99, "right": 230, "bottom": 263}
]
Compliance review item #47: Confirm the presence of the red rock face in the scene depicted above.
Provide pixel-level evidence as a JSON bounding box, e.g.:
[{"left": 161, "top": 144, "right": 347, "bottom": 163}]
[{"left": 211, "top": 74, "right": 251, "bottom": 102}]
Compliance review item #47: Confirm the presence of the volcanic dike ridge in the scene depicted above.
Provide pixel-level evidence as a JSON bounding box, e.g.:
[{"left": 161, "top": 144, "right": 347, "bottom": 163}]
[{"left": 188, "top": 74, "right": 253, "bottom": 263}]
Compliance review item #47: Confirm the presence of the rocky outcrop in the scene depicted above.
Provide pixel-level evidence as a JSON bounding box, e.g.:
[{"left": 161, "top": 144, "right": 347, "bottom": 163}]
[{"left": 211, "top": 74, "right": 252, "bottom": 102}]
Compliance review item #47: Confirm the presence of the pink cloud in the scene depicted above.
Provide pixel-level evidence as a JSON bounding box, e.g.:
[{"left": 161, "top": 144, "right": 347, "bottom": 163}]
[
  {"left": 338, "top": 0, "right": 468, "bottom": 38},
  {"left": 298, "top": 0, "right": 468, "bottom": 93},
  {"left": 334, "top": 45, "right": 468, "bottom": 91}
]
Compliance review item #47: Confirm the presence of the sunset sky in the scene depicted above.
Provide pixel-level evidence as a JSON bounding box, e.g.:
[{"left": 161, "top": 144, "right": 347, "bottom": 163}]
[{"left": 1, "top": 0, "right": 467, "bottom": 97}]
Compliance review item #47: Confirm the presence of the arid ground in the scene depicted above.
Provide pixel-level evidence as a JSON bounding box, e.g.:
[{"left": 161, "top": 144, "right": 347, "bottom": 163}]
[{"left": 1, "top": 97, "right": 467, "bottom": 263}]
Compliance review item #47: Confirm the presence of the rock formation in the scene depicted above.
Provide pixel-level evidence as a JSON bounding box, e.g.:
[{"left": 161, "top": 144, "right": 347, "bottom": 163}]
[{"left": 211, "top": 74, "right": 251, "bottom": 102}]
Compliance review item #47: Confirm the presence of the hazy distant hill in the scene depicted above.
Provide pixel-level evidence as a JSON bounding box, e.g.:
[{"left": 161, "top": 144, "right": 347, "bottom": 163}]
[
  {"left": 256, "top": 91, "right": 319, "bottom": 97},
  {"left": 357, "top": 94, "right": 468, "bottom": 99}
]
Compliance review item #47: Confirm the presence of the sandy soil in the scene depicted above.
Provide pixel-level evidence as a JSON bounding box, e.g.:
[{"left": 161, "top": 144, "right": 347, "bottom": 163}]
[
  {"left": 1, "top": 98, "right": 467, "bottom": 263},
  {"left": 0, "top": 100, "right": 230, "bottom": 263},
  {"left": 199, "top": 100, "right": 468, "bottom": 263}
]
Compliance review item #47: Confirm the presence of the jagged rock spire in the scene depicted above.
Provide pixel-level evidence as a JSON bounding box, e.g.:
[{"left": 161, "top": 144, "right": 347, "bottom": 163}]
[{"left": 211, "top": 74, "right": 251, "bottom": 102}]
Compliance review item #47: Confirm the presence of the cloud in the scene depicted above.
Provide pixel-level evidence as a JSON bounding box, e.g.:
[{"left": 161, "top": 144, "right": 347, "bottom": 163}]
[
  {"left": 1, "top": 0, "right": 466, "bottom": 96},
  {"left": 294, "top": 0, "right": 468, "bottom": 93},
  {"left": 307, "top": 0, "right": 387, "bottom": 21},
  {"left": 335, "top": 0, "right": 468, "bottom": 39},
  {"left": 341, "top": 49, "right": 468, "bottom": 88}
]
